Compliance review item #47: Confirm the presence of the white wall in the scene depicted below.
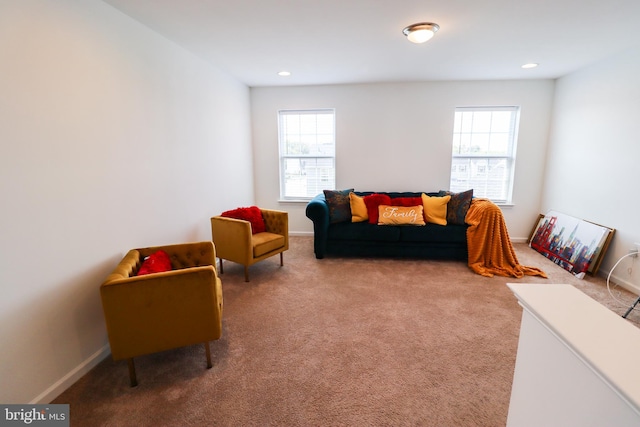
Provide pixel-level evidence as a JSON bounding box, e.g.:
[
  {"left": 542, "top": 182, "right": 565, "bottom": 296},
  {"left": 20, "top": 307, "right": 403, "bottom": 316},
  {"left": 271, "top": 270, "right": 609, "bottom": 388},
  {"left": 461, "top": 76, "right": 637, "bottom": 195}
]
[
  {"left": 0, "top": 0, "right": 253, "bottom": 403},
  {"left": 251, "top": 80, "right": 555, "bottom": 238},
  {"left": 543, "top": 46, "right": 640, "bottom": 293}
]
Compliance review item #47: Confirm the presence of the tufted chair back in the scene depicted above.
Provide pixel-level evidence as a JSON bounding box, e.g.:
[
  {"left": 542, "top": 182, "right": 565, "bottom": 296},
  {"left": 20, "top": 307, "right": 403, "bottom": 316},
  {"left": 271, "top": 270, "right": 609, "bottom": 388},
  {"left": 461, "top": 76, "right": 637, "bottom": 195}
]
[{"left": 139, "top": 241, "right": 216, "bottom": 270}]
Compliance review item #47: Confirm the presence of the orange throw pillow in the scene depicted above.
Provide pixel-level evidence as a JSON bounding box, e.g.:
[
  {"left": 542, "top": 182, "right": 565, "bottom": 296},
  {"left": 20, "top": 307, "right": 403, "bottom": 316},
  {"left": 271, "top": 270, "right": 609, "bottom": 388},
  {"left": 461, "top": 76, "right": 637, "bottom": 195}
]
[
  {"left": 421, "top": 194, "right": 451, "bottom": 225},
  {"left": 378, "top": 205, "right": 425, "bottom": 225}
]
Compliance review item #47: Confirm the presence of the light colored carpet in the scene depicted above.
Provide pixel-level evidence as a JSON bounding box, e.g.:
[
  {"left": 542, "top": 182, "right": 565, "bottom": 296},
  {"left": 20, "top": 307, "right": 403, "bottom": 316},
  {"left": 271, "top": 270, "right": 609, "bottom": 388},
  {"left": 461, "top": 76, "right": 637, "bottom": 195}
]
[{"left": 53, "top": 237, "right": 640, "bottom": 426}]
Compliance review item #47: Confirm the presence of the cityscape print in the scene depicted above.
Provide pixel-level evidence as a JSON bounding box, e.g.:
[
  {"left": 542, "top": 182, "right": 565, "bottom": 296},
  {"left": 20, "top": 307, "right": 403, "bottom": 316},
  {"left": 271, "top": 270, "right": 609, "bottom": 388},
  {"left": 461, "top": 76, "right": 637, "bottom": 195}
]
[{"left": 530, "top": 210, "right": 611, "bottom": 279}]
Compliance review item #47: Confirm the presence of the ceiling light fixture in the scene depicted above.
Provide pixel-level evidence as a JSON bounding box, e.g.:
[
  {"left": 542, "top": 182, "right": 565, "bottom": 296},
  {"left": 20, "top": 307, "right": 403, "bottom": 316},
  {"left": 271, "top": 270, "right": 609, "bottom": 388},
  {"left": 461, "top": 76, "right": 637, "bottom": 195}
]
[
  {"left": 402, "top": 22, "right": 440, "bottom": 44},
  {"left": 278, "top": 71, "right": 291, "bottom": 77},
  {"left": 521, "top": 63, "right": 538, "bottom": 69}
]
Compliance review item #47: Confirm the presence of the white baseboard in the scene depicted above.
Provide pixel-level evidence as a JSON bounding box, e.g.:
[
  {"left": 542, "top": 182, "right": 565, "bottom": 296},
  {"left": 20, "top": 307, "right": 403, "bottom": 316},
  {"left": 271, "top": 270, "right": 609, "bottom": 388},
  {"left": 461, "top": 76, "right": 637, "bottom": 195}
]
[
  {"left": 32, "top": 344, "right": 111, "bottom": 404},
  {"left": 289, "top": 231, "right": 314, "bottom": 237},
  {"left": 598, "top": 269, "right": 640, "bottom": 296}
]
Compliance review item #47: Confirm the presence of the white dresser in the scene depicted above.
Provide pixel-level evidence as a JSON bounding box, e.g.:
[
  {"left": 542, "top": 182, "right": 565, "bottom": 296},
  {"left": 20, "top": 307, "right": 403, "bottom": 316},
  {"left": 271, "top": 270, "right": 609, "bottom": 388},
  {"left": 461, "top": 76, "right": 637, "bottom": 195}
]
[{"left": 507, "top": 283, "right": 640, "bottom": 427}]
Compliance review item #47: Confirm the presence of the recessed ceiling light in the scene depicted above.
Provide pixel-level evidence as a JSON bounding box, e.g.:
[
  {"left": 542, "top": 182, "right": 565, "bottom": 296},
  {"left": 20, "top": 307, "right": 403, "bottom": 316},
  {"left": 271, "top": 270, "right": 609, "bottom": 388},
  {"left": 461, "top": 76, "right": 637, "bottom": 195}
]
[
  {"left": 521, "top": 63, "right": 539, "bottom": 69},
  {"left": 278, "top": 71, "right": 291, "bottom": 77}
]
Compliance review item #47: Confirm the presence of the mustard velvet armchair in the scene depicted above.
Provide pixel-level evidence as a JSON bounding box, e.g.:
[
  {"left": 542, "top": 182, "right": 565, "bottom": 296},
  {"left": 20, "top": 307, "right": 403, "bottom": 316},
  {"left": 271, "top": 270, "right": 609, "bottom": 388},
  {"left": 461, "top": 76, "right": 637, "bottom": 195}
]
[
  {"left": 211, "top": 209, "right": 289, "bottom": 282},
  {"left": 100, "top": 241, "right": 223, "bottom": 387}
]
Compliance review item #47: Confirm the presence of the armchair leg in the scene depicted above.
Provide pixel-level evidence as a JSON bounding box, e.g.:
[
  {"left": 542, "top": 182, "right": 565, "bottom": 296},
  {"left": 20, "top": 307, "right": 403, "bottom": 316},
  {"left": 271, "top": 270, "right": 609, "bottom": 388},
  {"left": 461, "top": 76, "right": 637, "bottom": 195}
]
[
  {"left": 204, "top": 342, "right": 212, "bottom": 369},
  {"left": 128, "top": 358, "right": 138, "bottom": 387},
  {"left": 280, "top": 252, "right": 284, "bottom": 266},
  {"left": 244, "top": 266, "right": 249, "bottom": 282},
  {"left": 219, "top": 259, "right": 224, "bottom": 274}
]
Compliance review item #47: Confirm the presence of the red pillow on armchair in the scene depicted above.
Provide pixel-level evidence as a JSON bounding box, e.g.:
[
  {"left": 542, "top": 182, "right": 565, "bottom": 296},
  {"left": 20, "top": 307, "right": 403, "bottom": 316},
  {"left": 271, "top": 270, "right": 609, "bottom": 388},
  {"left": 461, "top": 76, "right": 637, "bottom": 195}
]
[
  {"left": 137, "top": 250, "right": 172, "bottom": 276},
  {"left": 220, "top": 206, "right": 266, "bottom": 234}
]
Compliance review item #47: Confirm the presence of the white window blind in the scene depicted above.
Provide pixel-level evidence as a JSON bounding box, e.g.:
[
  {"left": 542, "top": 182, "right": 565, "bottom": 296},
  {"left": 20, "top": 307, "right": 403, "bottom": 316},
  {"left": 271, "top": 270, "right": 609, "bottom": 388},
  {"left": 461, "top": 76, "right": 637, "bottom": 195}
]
[
  {"left": 449, "top": 106, "right": 520, "bottom": 204},
  {"left": 278, "top": 109, "right": 335, "bottom": 200}
]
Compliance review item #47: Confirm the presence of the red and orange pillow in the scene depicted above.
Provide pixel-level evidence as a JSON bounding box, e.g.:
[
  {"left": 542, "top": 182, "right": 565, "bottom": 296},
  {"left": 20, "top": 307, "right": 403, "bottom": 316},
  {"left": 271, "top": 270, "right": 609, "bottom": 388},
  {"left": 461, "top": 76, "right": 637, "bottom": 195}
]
[
  {"left": 342, "top": 191, "right": 470, "bottom": 225},
  {"left": 350, "top": 192, "right": 452, "bottom": 225},
  {"left": 350, "top": 192, "right": 398, "bottom": 224}
]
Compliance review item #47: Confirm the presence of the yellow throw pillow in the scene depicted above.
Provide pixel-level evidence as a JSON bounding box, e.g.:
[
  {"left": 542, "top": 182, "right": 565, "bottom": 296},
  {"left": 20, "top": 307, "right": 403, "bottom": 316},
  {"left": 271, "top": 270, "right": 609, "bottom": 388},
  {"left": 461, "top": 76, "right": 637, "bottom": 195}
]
[
  {"left": 421, "top": 193, "right": 451, "bottom": 225},
  {"left": 349, "top": 192, "right": 368, "bottom": 222},
  {"left": 378, "top": 205, "right": 426, "bottom": 226}
]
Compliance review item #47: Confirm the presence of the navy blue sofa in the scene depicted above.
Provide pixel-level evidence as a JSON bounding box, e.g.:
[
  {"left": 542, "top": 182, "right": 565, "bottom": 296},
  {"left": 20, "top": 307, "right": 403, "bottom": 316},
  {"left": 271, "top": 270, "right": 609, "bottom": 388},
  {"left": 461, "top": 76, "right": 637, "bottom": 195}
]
[{"left": 305, "top": 191, "right": 468, "bottom": 260}]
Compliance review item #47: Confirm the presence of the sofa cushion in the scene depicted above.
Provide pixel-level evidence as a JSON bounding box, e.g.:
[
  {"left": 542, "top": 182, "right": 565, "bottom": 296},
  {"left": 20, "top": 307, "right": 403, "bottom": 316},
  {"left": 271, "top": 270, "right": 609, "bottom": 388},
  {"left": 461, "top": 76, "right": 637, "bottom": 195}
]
[
  {"left": 328, "top": 221, "right": 401, "bottom": 242},
  {"left": 221, "top": 206, "right": 266, "bottom": 234},
  {"left": 390, "top": 196, "right": 423, "bottom": 207},
  {"left": 137, "top": 250, "right": 172, "bottom": 276},
  {"left": 399, "top": 223, "right": 468, "bottom": 243},
  {"left": 349, "top": 192, "right": 368, "bottom": 222},
  {"left": 252, "top": 232, "right": 286, "bottom": 257},
  {"left": 378, "top": 205, "right": 425, "bottom": 225},
  {"left": 324, "top": 189, "right": 354, "bottom": 223},
  {"left": 439, "top": 189, "right": 473, "bottom": 225},
  {"left": 364, "top": 193, "right": 392, "bottom": 224},
  {"left": 421, "top": 194, "right": 451, "bottom": 225}
]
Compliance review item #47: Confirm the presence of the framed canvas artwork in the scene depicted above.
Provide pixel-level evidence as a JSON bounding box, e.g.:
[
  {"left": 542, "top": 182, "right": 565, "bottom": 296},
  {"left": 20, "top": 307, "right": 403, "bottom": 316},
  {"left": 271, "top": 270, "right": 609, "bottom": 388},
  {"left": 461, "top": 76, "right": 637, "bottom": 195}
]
[{"left": 529, "top": 210, "right": 614, "bottom": 278}]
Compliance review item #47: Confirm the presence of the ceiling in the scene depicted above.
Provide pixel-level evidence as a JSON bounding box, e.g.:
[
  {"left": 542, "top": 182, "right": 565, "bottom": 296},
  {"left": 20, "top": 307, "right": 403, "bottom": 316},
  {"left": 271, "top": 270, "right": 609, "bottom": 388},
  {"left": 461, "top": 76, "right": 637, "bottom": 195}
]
[{"left": 103, "top": 0, "right": 640, "bottom": 87}]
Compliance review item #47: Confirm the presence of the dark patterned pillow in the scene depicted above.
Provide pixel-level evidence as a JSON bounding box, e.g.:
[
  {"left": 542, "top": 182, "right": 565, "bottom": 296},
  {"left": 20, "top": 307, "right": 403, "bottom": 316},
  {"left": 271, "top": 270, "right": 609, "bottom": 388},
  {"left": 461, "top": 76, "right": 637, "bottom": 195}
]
[
  {"left": 438, "top": 189, "right": 473, "bottom": 225},
  {"left": 324, "top": 189, "right": 354, "bottom": 223}
]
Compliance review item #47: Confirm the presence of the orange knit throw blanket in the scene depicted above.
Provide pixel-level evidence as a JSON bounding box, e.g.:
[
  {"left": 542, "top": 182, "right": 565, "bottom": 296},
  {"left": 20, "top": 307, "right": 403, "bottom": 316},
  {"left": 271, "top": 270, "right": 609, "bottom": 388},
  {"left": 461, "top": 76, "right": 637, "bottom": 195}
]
[{"left": 466, "top": 198, "right": 547, "bottom": 278}]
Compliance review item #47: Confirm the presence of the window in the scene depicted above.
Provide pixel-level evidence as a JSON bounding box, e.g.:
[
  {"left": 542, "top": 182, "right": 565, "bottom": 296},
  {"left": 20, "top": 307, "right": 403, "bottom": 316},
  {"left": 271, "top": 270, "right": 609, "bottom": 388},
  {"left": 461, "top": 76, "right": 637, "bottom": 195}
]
[
  {"left": 449, "top": 106, "right": 520, "bottom": 204},
  {"left": 278, "top": 109, "right": 335, "bottom": 200}
]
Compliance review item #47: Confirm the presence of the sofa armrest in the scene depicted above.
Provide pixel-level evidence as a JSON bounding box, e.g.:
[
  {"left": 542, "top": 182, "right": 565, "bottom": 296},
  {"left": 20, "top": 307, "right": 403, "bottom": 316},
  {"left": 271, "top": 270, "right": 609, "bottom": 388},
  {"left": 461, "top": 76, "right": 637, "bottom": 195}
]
[
  {"left": 104, "top": 249, "right": 142, "bottom": 283},
  {"left": 305, "top": 193, "right": 330, "bottom": 259},
  {"left": 101, "top": 266, "right": 223, "bottom": 360}
]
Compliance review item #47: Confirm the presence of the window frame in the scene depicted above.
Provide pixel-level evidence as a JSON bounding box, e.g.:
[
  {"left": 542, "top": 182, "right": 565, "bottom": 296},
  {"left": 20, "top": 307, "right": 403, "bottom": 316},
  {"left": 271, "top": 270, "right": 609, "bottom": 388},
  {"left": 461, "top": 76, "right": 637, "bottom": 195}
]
[
  {"left": 449, "top": 106, "right": 520, "bottom": 205},
  {"left": 277, "top": 109, "right": 336, "bottom": 201}
]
